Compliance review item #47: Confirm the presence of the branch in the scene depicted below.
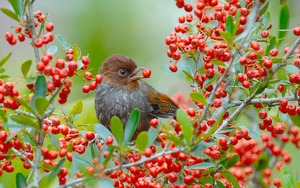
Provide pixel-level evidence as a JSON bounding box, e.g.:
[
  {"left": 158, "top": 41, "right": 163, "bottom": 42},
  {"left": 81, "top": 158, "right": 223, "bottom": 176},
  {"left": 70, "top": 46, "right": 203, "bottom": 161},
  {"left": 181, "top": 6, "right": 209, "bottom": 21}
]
[
  {"left": 199, "top": 1, "right": 263, "bottom": 124},
  {"left": 272, "top": 38, "right": 300, "bottom": 73},
  {"left": 11, "top": 148, "right": 35, "bottom": 168},
  {"left": 232, "top": 96, "right": 300, "bottom": 106},
  {"left": 57, "top": 147, "right": 186, "bottom": 188}
]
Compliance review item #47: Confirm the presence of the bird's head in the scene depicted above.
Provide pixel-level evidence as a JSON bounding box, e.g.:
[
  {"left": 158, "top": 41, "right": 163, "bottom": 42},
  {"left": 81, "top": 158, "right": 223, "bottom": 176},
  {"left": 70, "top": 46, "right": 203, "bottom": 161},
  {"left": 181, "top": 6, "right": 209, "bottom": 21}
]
[{"left": 99, "top": 54, "right": 148, "bottom": 89}]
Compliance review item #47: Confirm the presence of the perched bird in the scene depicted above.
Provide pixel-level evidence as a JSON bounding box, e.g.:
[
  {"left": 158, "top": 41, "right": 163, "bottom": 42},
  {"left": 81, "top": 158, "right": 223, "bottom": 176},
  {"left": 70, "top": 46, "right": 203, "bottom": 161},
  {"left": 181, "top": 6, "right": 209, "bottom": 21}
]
[{"left": 95, "top": 54, "right": 178, "bottom": 139}]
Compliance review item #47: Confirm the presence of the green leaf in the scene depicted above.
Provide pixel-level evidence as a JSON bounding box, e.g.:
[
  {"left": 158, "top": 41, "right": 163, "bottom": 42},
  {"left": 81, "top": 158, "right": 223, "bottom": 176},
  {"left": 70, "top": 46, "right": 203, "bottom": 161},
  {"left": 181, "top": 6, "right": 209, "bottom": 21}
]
[
  {"left": 244, "top": 127, "right": 261, "bottom": 140},
  {"left": 94, "top": 124, "right": 116, "bottom": 144},
  {"left": 35, "top": 97, "right": 49, "bottom": 115},
  {"left": 204, "top": 74, "right": 219, "bottom": 89},
  {"left": 189, "top": 92, "right": 207, "bottom": 105},
  {"left": 261, "top": 12, "right": 271, "bottom": 31},
  {"left": 280, "top": 166, "right": 296, "bottom": 188},
  {"left": 285, "top": 65, "right": 299, "bottom": 73},
  {"left": 220, "top": 31, "right": 233, "bottom": 45},
  {"left": 97, "top": 178, "right": 114, "bottom": 188},
  {"left": 30, "top": 75, "right": 46, "bottom": 112},
  {"left": 250, "top": 82, "right": 262, "bottom": 95},
  {"left": 147, "top": 127, "right": 158, "bottom": 148},
  {"left": 73, "top": 152, "right": 91, "bottom": 166},
  {"left": 46, "top": 46, "right": 58, "bottom": 55},
  {"left": 8, "top": 0, "right": 21, "bottom": 18},
  {"left": 276, "top": 67, "right": 288, "bottom": 81},
  {"left": 0, "top": 109, "right": 8, "bottom": 123},
  {"left": 226, "top": 16, "right": 235, "bottom": 37},
  {"left": 21, "top": 60, "right": 32, "bottom": 78},
  {"left": 206, "top": 20, "right": 218, "bottom": 29},
  {"left": 47, "top": 132, "right": 60, "bottom": 149},
  {"left": 0, "top": 8, "right": 20, "bottom": 22},
  {"left": 135, "top": 131, "right": 149, "bottom": 152},
  {"left": 266, "top": 36, "right": 276, "bottom": 55},
  {"left": 259, "top": 1, "right": 270, "bottom": 16},
  {"left": 47, "top": 158, "right": 66, "bottom": 183},
  {"left": 182, "top": 70, "right": 200, "bottom": 86},
  {"left": 16, "top": 173, "right": 27, "bottom": 188},
  {"left": 72, "top": 44, "right": 81, "bottom": 62},
  {"left": 0, "top": 52, "right": 12, "bottom": 68},
  {"left": 55, "top": 35, "right": 70, "bottom": 50},
  {"left": 164, "top": 134, "right": 184, "bottom": 147},
  {"left": 216, "top": 180, "right": 226, "bottom": 188},
  {"left": 223, "top": 171, "right": 241, "bottom": 188},
  {"left": 123, "top": 109, "right": 140, "bottom": 146},
  {"left": 176, "top": 109, "right": 193, "bottom": 146},
  {"left": 205, "top": 111, "right": 224, "bottom": 138},
  {"left": 187, "top": 162, "right": 215, "bottom": 170},
  {"left": 254, "top": 152, "right": 270, "bottom": 171},
  {"left": 226, "top": 155, "right": 240, "bottom": 168},
  {"left": 278, "top": 5, "right": 289, "bottom": 46},
  {"left": 69, "top": 100, "right": 83, "bottom": 120},
  {"left": 271, "top": 57, "right": 284, "bottom": 63},
  {"left": 192, "top": 141, "right": 214, "bottom": 154},
  {"left": 110, "top": 116, "right": 124, "bottom": 146},
  {"left": 210, "top": 59, "right": 226, "bottom": 67},
  {"left": 289, "top": 114, "right": 300, "bottom": 127},
  {"left": 10, "top": 114, "right": 38, "bottom": 129}
]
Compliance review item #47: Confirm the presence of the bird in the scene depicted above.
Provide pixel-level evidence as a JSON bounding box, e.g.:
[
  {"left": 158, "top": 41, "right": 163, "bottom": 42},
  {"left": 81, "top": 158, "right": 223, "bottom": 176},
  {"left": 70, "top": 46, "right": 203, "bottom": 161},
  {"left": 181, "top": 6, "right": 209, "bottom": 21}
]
[{"left": 95, "top": 54, "right": 178, "bottom": 140}]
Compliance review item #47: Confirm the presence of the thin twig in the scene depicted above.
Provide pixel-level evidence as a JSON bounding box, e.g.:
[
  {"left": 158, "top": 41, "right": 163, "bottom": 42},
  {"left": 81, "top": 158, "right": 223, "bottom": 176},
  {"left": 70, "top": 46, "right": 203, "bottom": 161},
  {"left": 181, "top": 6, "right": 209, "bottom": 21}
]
[
  {"left": 57, "top": 147, "right": 186, "bottom": 188},
  {"left": 199, "top": 2, "right": 263, "bottom": 124},
  {"left": 231, "top": 96, "right": 300, "bottom": 106},
  {"left": 11, "top": 148, "right": 35, "bottom": 167}
]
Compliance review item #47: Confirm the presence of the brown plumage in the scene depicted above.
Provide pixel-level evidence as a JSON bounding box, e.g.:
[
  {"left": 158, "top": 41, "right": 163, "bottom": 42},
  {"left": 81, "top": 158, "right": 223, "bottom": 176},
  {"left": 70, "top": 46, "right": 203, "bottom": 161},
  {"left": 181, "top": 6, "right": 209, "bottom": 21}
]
[{"left": 95, "top": 54, "right": 178, "bottom": 139}]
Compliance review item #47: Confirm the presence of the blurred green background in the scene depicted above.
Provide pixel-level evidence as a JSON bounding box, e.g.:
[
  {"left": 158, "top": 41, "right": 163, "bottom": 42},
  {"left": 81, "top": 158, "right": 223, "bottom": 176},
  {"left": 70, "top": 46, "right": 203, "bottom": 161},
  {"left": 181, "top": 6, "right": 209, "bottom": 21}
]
[{"left": 0, "top": 0, "right": 300, "bottom": 187}]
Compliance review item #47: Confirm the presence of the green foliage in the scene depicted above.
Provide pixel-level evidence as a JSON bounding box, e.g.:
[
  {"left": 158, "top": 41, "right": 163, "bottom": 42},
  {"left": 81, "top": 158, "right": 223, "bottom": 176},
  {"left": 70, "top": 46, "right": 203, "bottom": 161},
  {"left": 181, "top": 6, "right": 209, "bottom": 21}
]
[
  {"left": 21, "top": 60, "right": 32, "bottom": 78},
  {"left": 47, "top": 158, "right": 66, "bottom": 183},
  {"left": 280, "top": 166, "right": 296, "bottom": 188},
  {"left": 110, "top": 116, "right": 124, "bottom": 146},
  {"left": 135, "top": 131, "right": 149, "bottom": 151},
  {"left": 123, "top": 109, "right": 140, "bottom": 146},
  {"left": 176, "top": 109, "right": 193, "bottom": 146},
  {"left": 278, "top": 4, "right": 289, "bottom": 46},
  {"left": 189, "top": 92, "right": 207, "bottom": 105},
  {"left": 0, "top": 53, "right": 12, "bottom": 68},
  {"left": 16, "top": 173, "right": 27, "bottom": 188},
  {"left": 56, "top": 35, "right": 71, "bottom": 50}
]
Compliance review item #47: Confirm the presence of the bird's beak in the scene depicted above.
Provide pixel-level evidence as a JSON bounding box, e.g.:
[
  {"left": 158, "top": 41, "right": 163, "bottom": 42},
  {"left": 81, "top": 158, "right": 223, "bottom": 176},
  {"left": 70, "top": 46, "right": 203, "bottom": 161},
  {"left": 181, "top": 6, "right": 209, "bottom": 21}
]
[{"left": 130, "top": 67, "right": 148, "bottom": 81}]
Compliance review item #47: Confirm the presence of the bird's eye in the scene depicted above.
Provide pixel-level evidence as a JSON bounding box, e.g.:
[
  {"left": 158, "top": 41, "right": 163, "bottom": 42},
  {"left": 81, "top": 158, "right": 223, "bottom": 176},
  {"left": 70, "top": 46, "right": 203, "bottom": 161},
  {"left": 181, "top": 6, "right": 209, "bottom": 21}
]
[{"left": 118, "top": 69, "right": 128, "bottom": 76}]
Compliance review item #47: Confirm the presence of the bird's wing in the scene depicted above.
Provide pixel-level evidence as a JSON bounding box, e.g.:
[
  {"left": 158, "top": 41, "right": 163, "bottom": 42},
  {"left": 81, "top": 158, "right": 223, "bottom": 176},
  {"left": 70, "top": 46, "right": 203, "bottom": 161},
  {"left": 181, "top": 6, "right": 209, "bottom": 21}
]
[{"left": 140, "top": 80, "right": 178, "bottom": 118}]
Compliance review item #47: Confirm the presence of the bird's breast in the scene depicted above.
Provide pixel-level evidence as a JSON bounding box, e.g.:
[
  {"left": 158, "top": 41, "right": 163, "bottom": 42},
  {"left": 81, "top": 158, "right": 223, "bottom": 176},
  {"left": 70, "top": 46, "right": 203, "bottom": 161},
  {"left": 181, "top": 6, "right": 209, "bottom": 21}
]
[{"left": 95, "top": 82, "right": 152, "bottom": 126}]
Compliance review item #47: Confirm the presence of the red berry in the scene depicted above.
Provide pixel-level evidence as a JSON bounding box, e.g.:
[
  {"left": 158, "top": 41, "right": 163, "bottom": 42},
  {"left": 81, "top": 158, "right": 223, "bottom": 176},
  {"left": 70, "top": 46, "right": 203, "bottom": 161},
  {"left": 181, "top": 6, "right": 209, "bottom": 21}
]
[
  {"left": 85, "top": 131, "right": 95, "bottom": 139},
  {"left": 105, "top": 135, "right": 114, "bottom": 145},
  {"left": 261, "top": 30, "right": 269, "bottom": 38},
  {"left": 46, "top": 22, "right": 54, "bottom": 32},
  {"left": 82, "top": 85, "right": 90, "bottom": 93},
  {"left": 82, "top": 56, "right": 90, "bottom": 65},
  {"left": 95, "top": 74, "right": 102, "bottom": 84},
  {"left": 293, "top": 27, "right": 300, "bottom": 36},
  {"left": 142, "top": 69, "right": 152, "bottom": 78},
  {"left": 84, "top": 72, "right": 93, "bottom": 80},
  {"left": 169, "top": 64, "right": 178, "bottom": 72},
  {"left": 149, "top": 118, "right": 158, "bottom": 127}
]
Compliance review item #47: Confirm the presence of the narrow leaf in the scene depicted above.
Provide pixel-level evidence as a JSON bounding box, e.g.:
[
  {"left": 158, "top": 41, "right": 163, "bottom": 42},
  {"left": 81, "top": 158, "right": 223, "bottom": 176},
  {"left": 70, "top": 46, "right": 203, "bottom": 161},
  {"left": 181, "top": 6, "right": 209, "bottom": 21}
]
[
  {"left": 266, "top": 36, "right": 276, "bottom": 55},
  {"left": 30, "top": 75, "right": 47, "bottom": 112},
  {"left": 280, "top": 166, "right": 296, "bottom": 188},
  {"left": 182, "top": 70, "right": 200, "bottom": 86},
  {"left": 47, "top": 158, "right": 66, "bottom": 183},
  {"left": 69, "top": 100, "right": 83, "bottom": 119},
  {"left": 206, "top": 20, "right": 218, "bottom": 29},
  {"left": 97, "top": 178, "right": 114, "bottom": 188},
  {"left": 35, "top": 97, "right": 49, "bottom": 115},
  {"left": 189, "top": 92, "right": 207, "bottom": 105},
  {"left": 0, "top": 8, "right": 20, "bottom": 22},
  {"left": 21, "top": 60, "right": 32, "bottom": 78},
  {"left": 55, "top": 35, "right": 70, "bottom": 50},
  {"left": 16, "top": 173, "right": 27, "bottom": 188},
  {"left": 278, "top": 5, "right": 289, "bottom": 46},
  {"left": 123, "top": 109, "right": 140, "bottom": 146},
  {"left": 164, "top": 134, "right": 184, "bottom": 147},
  {"left": 47, "top": 46, "right": 58, "bottom": 55},
  {"left": 110, "top": 116, "right": 124, "bottom": 146},
  {"left": 47, "top": 132, "right": 60, "bottom": 149},
  {"left": 10, "top": 114, "right": 38, "bottom": 129},
  {"left": 8, "top": 0, "right": 21, "bottom": 17},
  {"left": 216, "top": 180, "right": 226, "bottom": 188},
  {"left": 94, "top": 124, "right": 116, "bottom": 145},
  {"left": 220, "top": 31, "right": 234, "bottom": 45},
  {"left": 223, "top": 171, "right": 241, "bottom": 188},
  {"left": 289, "top": 114, "right": 300, "bottom": 127},
  {"left": 72, "top": 44, "right": 81, "bottom": 62},
  {"left": 176, "top": 109, "right": 193, "bottom": 146},
  {"left": 147, "top": 127, "right": 158, "bottom": 148},
  {"left": 226, "top": 16, "right": 235, "bottom": 36},
  {"left": 135, "top": 131, "right": 149, "bottom": 152},
  {"left": 226, "top": 155, "right": 240, "bottom": 168},
  {"left": 187, "top": 162, "right": 215, "bottom": 170},
  {"left": 0, "top": 52, "right": 12, "bottom": 67}
]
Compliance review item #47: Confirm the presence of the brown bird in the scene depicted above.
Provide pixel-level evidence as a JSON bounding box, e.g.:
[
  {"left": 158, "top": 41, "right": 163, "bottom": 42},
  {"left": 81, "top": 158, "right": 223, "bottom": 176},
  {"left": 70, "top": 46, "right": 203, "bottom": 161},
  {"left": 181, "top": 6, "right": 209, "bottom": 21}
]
[{"left": 95, "top": 54, "right": 178, "bottom": 139}]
